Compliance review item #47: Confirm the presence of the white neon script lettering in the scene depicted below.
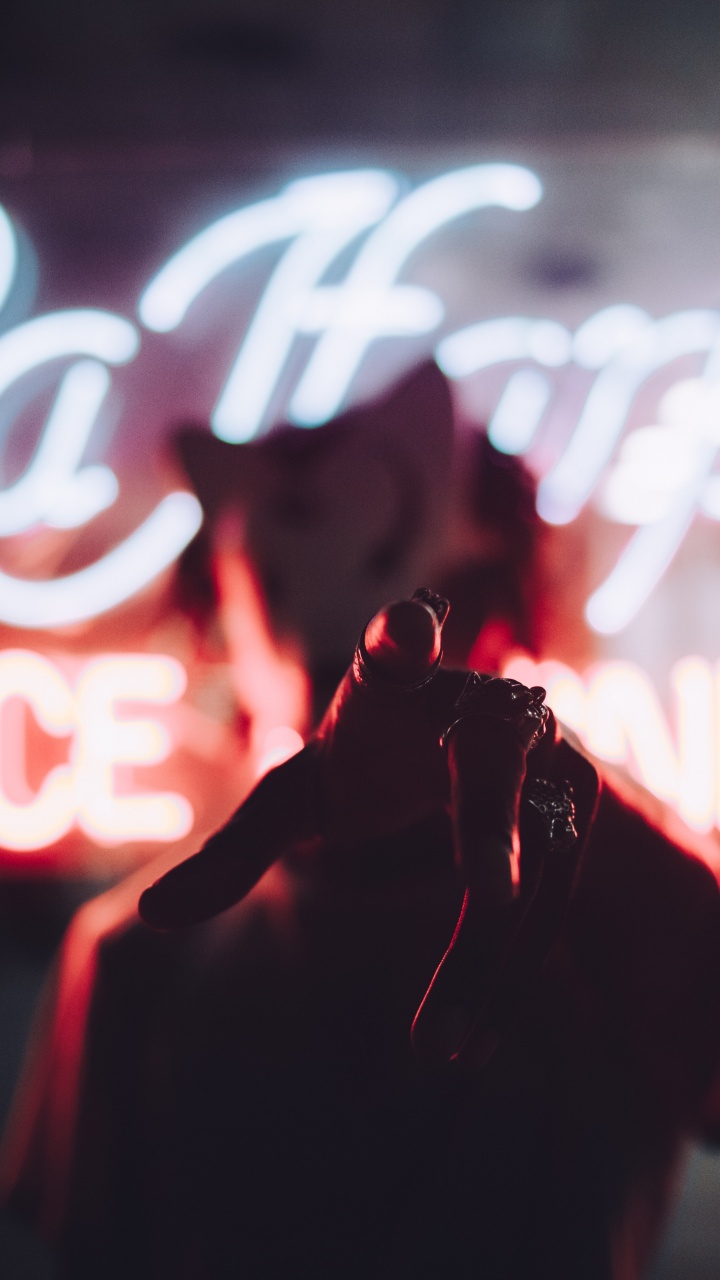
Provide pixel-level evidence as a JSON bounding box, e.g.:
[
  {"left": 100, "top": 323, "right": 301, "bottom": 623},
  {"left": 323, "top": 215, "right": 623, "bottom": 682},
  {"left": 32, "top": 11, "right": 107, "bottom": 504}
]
[
  {"left": 537, "top": 310, "right": 720, "bottom": 525},
  {"left": 287, "top": 165, "right": 542, "bottom": 427},
  {"left": 4, "top": 169, "right": 720, "bottom": 637},
  {"left": 0, "top": 307, "right": 203, "bottom": 628},
  {"left": 436, "top": 316, "right": 571, "bottom": 454},
  {"left": 0, "top": 493, "right": 203, "bottom": 630},
  {"left": 138, "top": 165, "right": 543, "bottom": 440},
  {"left": 0, "top": 651, "right": 192, "bottom": 851},
  {"left": 442, "top": 306, "right": 720, "bottom": 634},
  {"left": 586, "top": 371, "right": 720, "bottom": 634},
  {"left": 139, "top": 170, "right": 402, "bottom": 441},
  {"left": 141, "top": 168, "right": 720, "bottom": 637},
  {"left": 0, "top": 312, "right": 136, "bottom": 534}
]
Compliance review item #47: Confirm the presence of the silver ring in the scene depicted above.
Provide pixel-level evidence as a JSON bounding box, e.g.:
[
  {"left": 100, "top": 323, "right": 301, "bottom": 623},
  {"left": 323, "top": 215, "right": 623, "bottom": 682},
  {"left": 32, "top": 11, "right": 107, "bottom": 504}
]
[
  {"left": 441, "top": 672, "right": 549, "bottom": 752},
  {"left": 522, "top": 777, "right": 578, "bottom": 853}
]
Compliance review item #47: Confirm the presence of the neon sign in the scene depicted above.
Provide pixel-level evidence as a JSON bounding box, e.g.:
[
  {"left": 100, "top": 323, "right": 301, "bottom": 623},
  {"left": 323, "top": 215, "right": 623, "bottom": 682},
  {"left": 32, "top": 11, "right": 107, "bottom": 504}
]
[
  {"left": 2, "top": 162, "right": 720, "bottom": 637},
  {"left": 3, "top": 640, "right": 718, "bottom": 853},
  {"left": 4, "top": 641, "right": 716, "bottom": 853},
  {"left": 138, "top": 165, "right": 543, "bottom": 438},
  {"left": 0, "top": 307, "right": 203, "bottom": 628},
  {"left": 0, "top": 651, "right": 191, "bottom": 851},
  {"left": 505, "top": 653, "right": 720, "bottom": 841}
]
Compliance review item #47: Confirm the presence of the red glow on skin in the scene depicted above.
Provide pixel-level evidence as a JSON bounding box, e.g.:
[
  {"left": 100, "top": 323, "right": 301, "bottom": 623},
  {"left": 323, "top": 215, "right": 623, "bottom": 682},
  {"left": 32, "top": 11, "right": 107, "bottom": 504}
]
[
  {"left": 364, "top": 599, "right": 442, "bottom": 680},
  {"left": 0, "top": 889, "right": 117, "bottom": 1237}
]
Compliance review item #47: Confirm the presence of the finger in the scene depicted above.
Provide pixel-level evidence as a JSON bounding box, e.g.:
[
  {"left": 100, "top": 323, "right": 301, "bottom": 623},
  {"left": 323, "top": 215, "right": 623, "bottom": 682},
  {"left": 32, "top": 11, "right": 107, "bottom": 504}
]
[
  {"left": 455, "top": 779, "right": 581, "bottom": 1069},
  {"left": 140, "top": 590, "right": 452, "bottom": 930},
  {"left": 361, "top": 590, "right": 446, "bottom": 684},
  {"left": 448, "top": 713, "right": 529, "bottom": 905},
  {"left": 321, "top": 592, "right": 448, "bottom": 748},
  {"left": 442, "top": 676, "right": 549, "bottom": 905},
  {"left": 410, "top": 888, "right": 521, "bottom": 1063},
  {"left": 316, "top": 592, "right": 456, "bottom": 840},
  {"left": 411, "top": 679, "right": 549, "bottom": 1063},
  {"left": 410, "top": 778, "right": 574, "bottom": 1067},
  {"left": 444, "top": 746, "right": 599, "bottom": 1072},
  {"left": 139, "top": 743, "right": 319, "bottom": 930}
]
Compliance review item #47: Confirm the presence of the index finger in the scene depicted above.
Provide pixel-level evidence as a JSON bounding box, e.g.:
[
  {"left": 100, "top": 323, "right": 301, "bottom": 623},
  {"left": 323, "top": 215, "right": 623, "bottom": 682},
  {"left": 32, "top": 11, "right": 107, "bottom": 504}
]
[
  {"left": 138, "top": 742, "right": 319, "bottom": 929},
  {"left": 140, "top": 590, "right": 454, "bottom": 930},
  {"left": 412, "top": 718, "right": 600, "bottom": 1067}
]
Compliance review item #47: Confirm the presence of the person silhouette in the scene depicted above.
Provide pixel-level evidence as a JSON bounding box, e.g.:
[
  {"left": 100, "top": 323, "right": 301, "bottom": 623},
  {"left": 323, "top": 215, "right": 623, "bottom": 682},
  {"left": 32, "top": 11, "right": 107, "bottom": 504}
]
[{"left": 4, "top": 591, "right": 720, "bottom": 1280}]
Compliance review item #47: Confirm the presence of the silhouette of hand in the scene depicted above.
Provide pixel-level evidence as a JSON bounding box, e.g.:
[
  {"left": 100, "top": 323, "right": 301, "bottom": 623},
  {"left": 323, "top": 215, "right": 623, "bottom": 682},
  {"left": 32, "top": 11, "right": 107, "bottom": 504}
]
[{"left": 139, "top": 589, "right": 599, "bottom": 1066}]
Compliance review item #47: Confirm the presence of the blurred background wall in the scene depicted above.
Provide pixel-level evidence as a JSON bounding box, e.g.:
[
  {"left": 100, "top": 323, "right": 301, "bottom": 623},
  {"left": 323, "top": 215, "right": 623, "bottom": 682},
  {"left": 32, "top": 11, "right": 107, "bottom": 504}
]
[{"left": 2, "top": 2, "right": 720, "bottom": 1275}]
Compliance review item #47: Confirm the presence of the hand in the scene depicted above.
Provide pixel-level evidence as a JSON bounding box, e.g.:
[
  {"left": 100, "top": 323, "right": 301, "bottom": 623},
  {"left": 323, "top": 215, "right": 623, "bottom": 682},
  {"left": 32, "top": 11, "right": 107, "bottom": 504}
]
[
  {"left": 140, "top": 589, "right": 462, "bottom": 923},
  {"left": 412, "top": 748, "right": 598, "bottom": 1067},
  {"left": 139, "top": 590, "right": 599, "bottom": 1066}
]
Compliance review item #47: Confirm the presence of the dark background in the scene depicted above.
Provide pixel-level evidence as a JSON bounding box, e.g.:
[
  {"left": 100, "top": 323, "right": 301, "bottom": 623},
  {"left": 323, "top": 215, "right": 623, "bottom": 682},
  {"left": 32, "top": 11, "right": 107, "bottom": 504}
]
[
  {"left": 2, "top": 2, "right": 720, "bottom": 1276},
  {"left": 2, "top": 0, "right": 720, "bottom": 163}
]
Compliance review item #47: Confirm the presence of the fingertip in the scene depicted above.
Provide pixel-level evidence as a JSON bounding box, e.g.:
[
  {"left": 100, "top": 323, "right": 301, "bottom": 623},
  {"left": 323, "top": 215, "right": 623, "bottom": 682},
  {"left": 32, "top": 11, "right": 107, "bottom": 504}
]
[
  {"left": 137, "top": 843, "right": 234, "bottom": 930},
  {"left": 138, "top": 878, "right": 192, "bottom": 931},
  {"left": 138, "top": 884, "right": 162, "bottom": 929},
  {"left": 138, "top": 883, "right": 172, "bottom": 931},
  {"left": 363, "top": 598, "right": 443, "bottom": 682}
]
